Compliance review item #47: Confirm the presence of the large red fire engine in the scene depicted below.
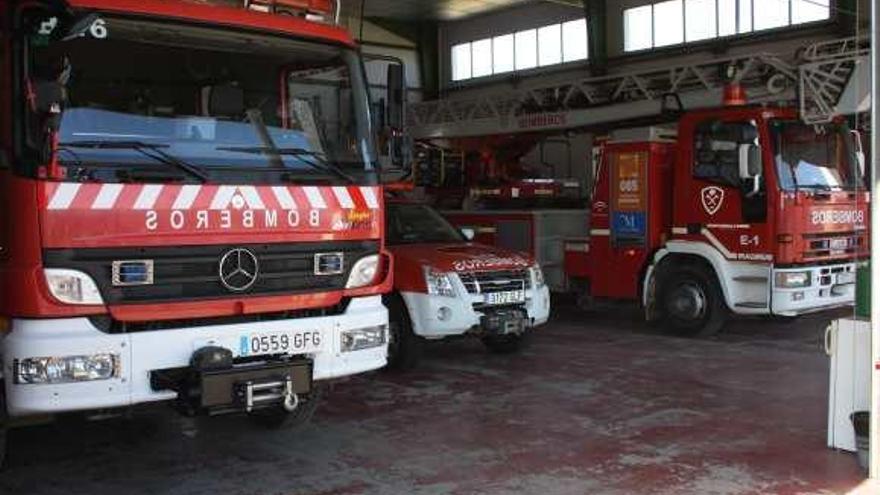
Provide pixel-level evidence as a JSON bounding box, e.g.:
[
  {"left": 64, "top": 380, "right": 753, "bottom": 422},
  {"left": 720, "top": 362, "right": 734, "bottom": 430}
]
[
  {"left": 566, "top": 88, "right": 869, "bottom": 336},
  {"left": 0, "top": 0, "right": 401, "bottom": 463}
]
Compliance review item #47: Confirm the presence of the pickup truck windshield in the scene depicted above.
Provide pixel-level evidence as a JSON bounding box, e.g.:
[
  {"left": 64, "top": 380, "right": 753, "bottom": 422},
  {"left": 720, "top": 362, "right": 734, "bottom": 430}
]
[
  {"left": 771, "top": 120, "right": 863, "bottom": 191},
  {"left": 24, "top": 15, "right": 377, "bottom": 184},
  {"left": 387, "top": 204, "right": 466, "bottom": 245}
]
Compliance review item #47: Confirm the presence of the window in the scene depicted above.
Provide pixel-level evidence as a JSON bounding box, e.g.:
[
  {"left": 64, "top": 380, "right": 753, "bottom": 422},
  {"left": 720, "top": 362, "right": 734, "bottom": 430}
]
[
  {"left": 562, "top": 19, "right": 589, "bottom": 62},
  {"left": 450, "top": 18, "right": 589, "bottom": 81},
  {"left": 471, "top": 38, "right": 493, "bottom": 77},
  {"left": 693, "top": 120, "right": 759, "bottom": 187},
  {"left": 538, "top": 24, "right": 562, "bottom": 66},
  {"left": 515, "top": 29, "right": 538, "bottom": 70},
  {"left": 493, "top": 34, "right": 515, "bottom": 74},
  {"left": 653, "top": 0, "right": 683, "bottom": 47},
  {"left": 451, "top": 43, "right": 471, "bottom": 81},
  {"left": 624, "top": 0, "right": 830, "bottom": 52},
  {"left": 685, "top": 0, "right": 716, "bottom": 42},
  {"left": 624, "top": 6, "right": 652, "bottom": 51}
]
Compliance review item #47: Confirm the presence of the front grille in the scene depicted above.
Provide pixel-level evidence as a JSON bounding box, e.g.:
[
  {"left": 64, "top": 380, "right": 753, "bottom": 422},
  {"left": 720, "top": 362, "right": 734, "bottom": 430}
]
[
  {"left": 458, "top": 269, "right": 530, "bottom": 295},
  {"left": 804, "top": 232, "right": 865, "bottom": 258},
  {"left": 44, "top": 241, "right": 379, "bottom": 304}
]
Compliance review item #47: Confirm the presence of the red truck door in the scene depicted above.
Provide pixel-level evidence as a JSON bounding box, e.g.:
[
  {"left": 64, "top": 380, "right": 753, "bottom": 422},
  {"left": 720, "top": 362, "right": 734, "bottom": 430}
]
[{"left": 675, "top": 116, "right": 773, "bottom": 263}]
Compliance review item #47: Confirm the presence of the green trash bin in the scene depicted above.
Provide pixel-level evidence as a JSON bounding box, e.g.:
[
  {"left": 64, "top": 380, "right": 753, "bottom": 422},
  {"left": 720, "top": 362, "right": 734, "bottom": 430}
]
[{"left": 856, "top": 262, "right": 871, "bottom": 318}]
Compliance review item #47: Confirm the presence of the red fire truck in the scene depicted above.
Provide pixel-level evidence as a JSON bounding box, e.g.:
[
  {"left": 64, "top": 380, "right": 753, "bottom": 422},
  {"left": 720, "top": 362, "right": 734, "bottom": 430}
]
[
  {"left": 565, "top": 88, "right": 869, "bottom": 336},
  {"left": 0, "top": 0, "right": 401, "bottom": 463}
]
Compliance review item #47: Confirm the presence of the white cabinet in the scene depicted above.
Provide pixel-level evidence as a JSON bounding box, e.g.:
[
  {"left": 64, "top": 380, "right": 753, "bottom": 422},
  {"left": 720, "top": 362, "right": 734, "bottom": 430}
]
[{"left": 827, "top": 317, "right": 871, "bottom": 452}]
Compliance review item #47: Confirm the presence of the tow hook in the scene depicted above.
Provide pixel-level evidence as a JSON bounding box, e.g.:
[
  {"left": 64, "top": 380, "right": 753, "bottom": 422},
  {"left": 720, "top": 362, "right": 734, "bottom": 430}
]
[{"left": 242, "top": 377, "right": 299, "bottom": 413}]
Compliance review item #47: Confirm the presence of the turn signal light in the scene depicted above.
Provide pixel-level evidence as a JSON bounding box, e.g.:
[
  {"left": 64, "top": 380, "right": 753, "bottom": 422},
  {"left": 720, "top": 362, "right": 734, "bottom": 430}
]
[
  {"left": 777, "top": 234, "right": 794, "bottom": 244},
  {"left": 0, "top": 317, "right": 11, "bottom": 334}
]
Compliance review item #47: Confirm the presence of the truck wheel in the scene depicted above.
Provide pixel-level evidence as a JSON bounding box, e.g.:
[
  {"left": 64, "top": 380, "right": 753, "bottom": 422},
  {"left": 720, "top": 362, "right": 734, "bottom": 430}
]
[
  {"left": 481, "top": 333, "right": 526, "bottom": 354},
  {"left": 660, "top": 265, "right": 727, "bottom": 337},
  {"left": 248, "top": 386, "right": 322, "bottom": 430},
  {"left": 384, "top": 295, "right": 422, "bottom": 371}
]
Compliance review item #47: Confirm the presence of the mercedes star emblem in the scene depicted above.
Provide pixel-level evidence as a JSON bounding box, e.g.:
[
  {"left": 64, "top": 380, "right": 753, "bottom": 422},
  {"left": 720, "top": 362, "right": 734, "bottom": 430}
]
[{"left": 219, "top": 248, "right": 259, "bottom": 292}]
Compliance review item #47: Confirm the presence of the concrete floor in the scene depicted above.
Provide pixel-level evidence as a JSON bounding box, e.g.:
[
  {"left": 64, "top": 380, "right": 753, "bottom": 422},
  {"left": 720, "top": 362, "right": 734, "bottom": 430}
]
[{"left": 0, "top": 302, "right": 868, "bottom": 495}]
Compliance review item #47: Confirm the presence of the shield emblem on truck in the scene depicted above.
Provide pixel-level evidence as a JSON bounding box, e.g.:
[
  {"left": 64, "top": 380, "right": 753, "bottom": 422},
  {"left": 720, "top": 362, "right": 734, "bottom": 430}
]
[{"left": 701, "top": 186, "right": 724, "bottom": 216}]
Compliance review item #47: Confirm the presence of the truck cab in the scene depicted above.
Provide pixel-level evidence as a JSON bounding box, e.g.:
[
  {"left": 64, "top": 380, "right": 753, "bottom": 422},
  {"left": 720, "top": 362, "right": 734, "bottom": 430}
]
[
  {"left": 0, "top": 0, "right": 395, "bottom": 463},
  {"left": 572, "top": 102, "right": 868, "bottom": 336}
]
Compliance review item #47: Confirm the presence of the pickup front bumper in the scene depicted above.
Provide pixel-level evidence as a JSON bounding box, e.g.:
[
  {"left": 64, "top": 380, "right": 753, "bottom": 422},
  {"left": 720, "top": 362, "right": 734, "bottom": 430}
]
[
  {"left": 2, "top": 295, "right": 387, "bottom": 417},
  {"left": 400, "top": 284, "right": 551, "bottom": 339}
]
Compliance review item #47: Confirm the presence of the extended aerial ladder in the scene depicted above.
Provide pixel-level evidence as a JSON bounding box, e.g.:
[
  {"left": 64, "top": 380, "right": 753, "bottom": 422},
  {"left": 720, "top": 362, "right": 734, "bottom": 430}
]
[{"left": 407, "top": 36, "right": 871, "bottom": 140}]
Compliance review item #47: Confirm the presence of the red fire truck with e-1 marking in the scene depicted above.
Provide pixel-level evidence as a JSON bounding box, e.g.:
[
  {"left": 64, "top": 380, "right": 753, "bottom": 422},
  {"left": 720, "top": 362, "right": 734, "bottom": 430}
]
[
  {"left": 0, "top": 0, "right": 404, "bottom": 463},
  {"left": 565, "top": 86, "right": 869, "bottom": 336}
]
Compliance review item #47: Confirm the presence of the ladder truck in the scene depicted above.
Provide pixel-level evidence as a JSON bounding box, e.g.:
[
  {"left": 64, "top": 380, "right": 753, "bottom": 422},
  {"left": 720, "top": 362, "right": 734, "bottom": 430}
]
[
  {"left": 407, "top": 37, "right": 871, "bottom": 336},
  {"left": 0, "top": 0, "right": 406, "bottom": 464}
]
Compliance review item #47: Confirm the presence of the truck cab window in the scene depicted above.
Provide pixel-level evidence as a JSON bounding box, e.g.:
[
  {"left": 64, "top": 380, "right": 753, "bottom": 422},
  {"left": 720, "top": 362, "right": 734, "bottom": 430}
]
[{"left": 693, "top": 120, "right": 759, "bottom": 188}]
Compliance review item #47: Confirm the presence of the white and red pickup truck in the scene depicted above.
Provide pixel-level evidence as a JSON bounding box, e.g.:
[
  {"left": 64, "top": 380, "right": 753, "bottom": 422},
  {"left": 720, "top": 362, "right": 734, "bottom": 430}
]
[{"left": 384, "top": 200, "right": 551, "bottom": 369}]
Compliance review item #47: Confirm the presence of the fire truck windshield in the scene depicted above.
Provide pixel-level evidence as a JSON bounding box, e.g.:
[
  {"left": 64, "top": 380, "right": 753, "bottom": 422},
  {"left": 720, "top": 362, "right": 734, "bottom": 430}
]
[
  {"left": 23, "top": 15, "right": 377, "bottom": 184},
  {"left": 387, "top": 203, "right": 467, "bottom": 245},
  {"left": 771, "top": 120, "right": 863, "bottom": 192}
]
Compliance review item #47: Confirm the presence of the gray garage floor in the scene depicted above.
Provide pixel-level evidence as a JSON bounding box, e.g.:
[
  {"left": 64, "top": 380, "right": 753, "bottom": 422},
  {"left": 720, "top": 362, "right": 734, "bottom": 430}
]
[{"left": 0, "top": 302, "right": 867, "bottom": 495}]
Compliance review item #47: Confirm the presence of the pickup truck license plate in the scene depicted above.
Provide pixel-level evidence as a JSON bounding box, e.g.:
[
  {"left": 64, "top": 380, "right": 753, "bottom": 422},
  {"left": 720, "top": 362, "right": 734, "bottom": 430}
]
[
  {"left": 239, "top": 330, "right": 322, "bottom": 357},
  {"left": 484, "top": 290, "right": 525, "bottom": 305}
]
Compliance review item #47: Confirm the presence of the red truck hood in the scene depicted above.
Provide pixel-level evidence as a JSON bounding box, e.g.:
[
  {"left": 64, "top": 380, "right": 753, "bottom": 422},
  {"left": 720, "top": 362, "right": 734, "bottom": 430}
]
[
  {"left": 389, "top": 242, "right": 533, "bottom": 273},
  {"left": 40, "top": 182, "right": 382, "bottom": 248}
]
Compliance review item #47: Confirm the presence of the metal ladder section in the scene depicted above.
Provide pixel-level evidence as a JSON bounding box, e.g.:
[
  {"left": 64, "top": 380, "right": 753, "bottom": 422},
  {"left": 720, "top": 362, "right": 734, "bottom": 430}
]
[
  {"left": 799, "top": 36, "right": 871, "bottom": 124},
  {"left": 408, "top": 37, "right": 868, "bottom": 140}
]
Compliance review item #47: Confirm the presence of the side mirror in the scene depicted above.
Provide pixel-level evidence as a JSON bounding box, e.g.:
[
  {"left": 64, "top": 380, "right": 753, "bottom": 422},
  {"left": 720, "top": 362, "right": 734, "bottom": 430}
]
[
  {"left": 32, "top": 80, "right": 66, "bottom": 114},
  {"left": 738, "top": 143, "right": 761, "bottom": 179},
  {"left": 738, "top": 143, "right": 761, "bottom": 197},
  {"left": 851, "top": 130, "right": 866, "bottom": 179},
  {"left": 386, "top": 64, "right": 405, "bottom": 130},
  {"left": 460, "top": 228, "right": 476, "bottom": 241},
  {"left": 61, "top": 13, "right": 102, "bottom": 41}
]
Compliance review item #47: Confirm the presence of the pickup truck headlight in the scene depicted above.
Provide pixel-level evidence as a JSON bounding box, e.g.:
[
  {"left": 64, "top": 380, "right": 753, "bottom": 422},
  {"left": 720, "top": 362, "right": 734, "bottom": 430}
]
[
  {"left": 16, "top": 353, "right": 119, "bottom": 384},
  {"left": 346, "top": 255, "right": 379, "bottom": 289},
  {"left": 424, "top": 266, "right": 456, "bottom": 297},
  {"left": 775, "top": 271, "right": 811, "bottom": 288},
  {"left": 530, "top": 265, "right": 545, "bottom": 288},
  {"left": 44, "top": 269, "right": 104, "bottom": 305}
]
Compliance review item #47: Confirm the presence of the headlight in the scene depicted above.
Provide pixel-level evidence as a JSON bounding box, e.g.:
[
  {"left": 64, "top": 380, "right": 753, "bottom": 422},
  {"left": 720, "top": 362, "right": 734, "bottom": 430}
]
[
  {"left": 530, "top": 265, "right": 545, "bottom": 288},
  {"left": 775, "top": 271, "right": 811, "bottom": 288},
  {"left": 341, "top": 325, "right": 387, "bottom": 352},
  {"left": 346, "top": 255, "right": 380, "bottom": 289},
  {"left": 44, "top": 269, "right": 103, "bottom": 305},
  {"left": 16, "top": 354, "right": 119, "bottom": 384},
  {"left": 424, "top": 266, "right": 456, "bottom": 297}
]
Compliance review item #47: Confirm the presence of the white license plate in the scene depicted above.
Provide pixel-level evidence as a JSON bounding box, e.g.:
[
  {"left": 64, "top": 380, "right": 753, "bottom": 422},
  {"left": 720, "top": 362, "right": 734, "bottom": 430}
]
[
  {"left": 836, "top": 272, "right": 856, "bottom": 285},
  {"left": 238, "top": 330, "right": 323, "bottom": 357},
  {"left": 484, "top": 290, "right": 525, "bottom": 305},
  {"left": 830, "top": 238, "right": 850, "bottom": 250}
]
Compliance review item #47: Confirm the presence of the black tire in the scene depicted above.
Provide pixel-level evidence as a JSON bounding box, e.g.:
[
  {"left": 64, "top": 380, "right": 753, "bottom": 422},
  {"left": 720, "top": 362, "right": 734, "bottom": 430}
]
[
  {"left": 481, "top": 333, "right": 526, "bottom": 354},
  {"left": 660, "top": 265, "right": 727, "bottom": 337},
  {"left": 248, "top": 386, "right": 322, "bottom": 430},
  {"left": 384, "top": 295, "right": 422, "bottom": 371}
]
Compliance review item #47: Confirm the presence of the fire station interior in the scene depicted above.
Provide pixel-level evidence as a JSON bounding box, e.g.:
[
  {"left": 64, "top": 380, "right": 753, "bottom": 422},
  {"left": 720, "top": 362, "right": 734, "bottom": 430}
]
[{"left": 2, "top": 1, "right": 880, "bottom": 494}]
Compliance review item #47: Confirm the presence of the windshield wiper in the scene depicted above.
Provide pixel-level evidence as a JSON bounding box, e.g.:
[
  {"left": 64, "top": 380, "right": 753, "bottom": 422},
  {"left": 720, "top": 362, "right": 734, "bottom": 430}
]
[
  {"left": 60, "top": 140, "right": 209, "bottom": 183},
  {"left": 217, "top": 146, "right": 356, "bottom": 184}
]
